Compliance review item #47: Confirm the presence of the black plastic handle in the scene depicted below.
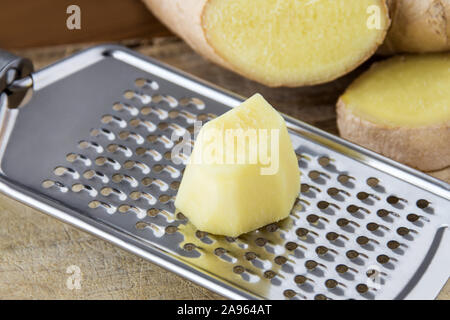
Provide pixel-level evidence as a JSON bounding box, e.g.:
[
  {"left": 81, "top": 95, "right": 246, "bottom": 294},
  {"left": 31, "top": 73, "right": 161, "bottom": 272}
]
[{"left": 0, "top": 49, "right": 33, "bottom": 108}]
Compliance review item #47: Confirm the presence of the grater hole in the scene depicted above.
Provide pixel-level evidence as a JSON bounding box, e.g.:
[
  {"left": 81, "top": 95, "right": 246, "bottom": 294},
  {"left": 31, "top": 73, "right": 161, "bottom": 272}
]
[
  {"left": 136, "top": 221, "right": 148, "bottom": 230},
  {"left": 283, "top": 289, "right": 297, "bottom": 299},
  {"left": 274, "top": 256, "right": 287, "bottom": 265},
  {"left": 307, "top": 214, "right": 327, "bottom": 224},
  {"left": 112, "top": 102, "right": 138, "bottom": 116},
  {"left": 346, "top": 250, "right": 366, "bottom": 260},
  {"left": 366, "top": 222, "right": 388, "bottom": 232},
  {"left": 159, "top": 194, "right": 172, "bottom": 203},
  {"left": 153, "top": 94, "right": 178, "bottom": 108},
  {"left": 164, "top": 151, "right": 172, "bottom": 161},
  {"left": 376, "top": 254, "right": 394, "bottom": 264},
  {"left": 72, "top": 183, "right": 97, "bottom": 197},
  {"left": 387, "top": 240, "right": 401, "bottom": 249},
  {"left": 264, "top": 270, "right": 277, "bottom": 279},
  {"left": 377, "top": 209, "right": 393, "bottom": 218},
  {"left": 78, "top": 140, "right": 103, "bottom": 153},
  {"left": 244, "top": 252, "right": 257, "bottom": 261},
  {"left": 397, "top": 227, "right": 416, "bottom": 236},
  {"left": 347, "top": 205, "right": 369, "bottom": 215},
  {"left": 141, "top": 177, "right": 154, "bottom": 186},
  {"left": 95, "top": 157, "right": 120, "bottom": 170},
  {"left": 101, "top": 114, "right": 126, "bottom": 128},
  {"left": 88, "top": 200, "right": 115, "bottom": 214},
  {"left": 326, "top": 232, "right": 344, "bottom": 242},
  {"left": 296, "top": 228, "right": 309, "bottom": 238},
  {"left": 314, "top": 294, "right": 328, "bottom": 300},
  {"left": 294, "top": 275, "right": 309, "bottom": 285},
  {"left": 305, "top": 260, "right": 319, "bottom": 271},
  {"left": 407, "top": 213, "right": 422, "bottom": 223},
  {"left": 195, "top": 230, "right": 208, "bottom": 239},
  {"left": 88, "top": 200, "right": 101, "bottom": 209},
  {"left": 233, "top": 265, "right": 245, "bottom": 275},
  {"left": 42, "top": 180, "right": 68, "bottom": 192},
  {"left": 165, "top": 225, "right": 178, "bottom": 234},
  {"left": 65, "top": 153, "right": 77, "bottom": 162},
  {"left": 176, "top": 212, "right": 187, "bottom": 220},
  {"left": 366, "top": 177, "right": 379, "bottom": 187},
  {"left": 265, "top": 223, "right": 279, "bottom": 232},
  {"left": 42, "top": 180, "right": 55, "bottom": 189},
  {"left": 356, "top": 284, "right": 369, "bottom": 294},
  {"left": 316, "top": 245, "right": 335, "bottom": 256},
  {"left": 325, "top": 279, "right": 342, "bottom": 289},
  {"left": 124, "top": 90, "right": 151, "bottom": 104},
  {"left": 135, "top": 78, "right": 159, "bottom": 90},
  {"left": 326, "top": 187, "right": 349, "bottom": 197},
  {"left": 214, "top": 247, "right": 227, "bottom": 256},
  {"left": 338, "top": 174, "right": 354, "bottom": 184},
  {"left": 416, "top": 199, "right": 430, "bottom": 209},
  {"left": 66, "top": 153, "right": 91, "bottom": 165},
  {"left": 336, "top": 264, "right": 350, "bottom": 274},
  {"left": 308, "top": 170, "right": 327, "bottom": 180},
  {"left": 54, "top": 166, "right": 79, "bottom": 179},
  {"left": 356, "top": 192, "right": 379, "bottom": 201},
  {"left": 255, "top": 237, "right": 267, "bottom": 247},
  {"left": 318, "top": 156, "right": 332, "bottom": 167},
  {"left": 90, "top": 128, "right": 115, "bottom": 141},
  {"left": 170, "top": 181, "right": 180, "bottom": 190},
  {"left": 285, "top": 242, "right": 298, "bottom": 251},
  {"left": 183, "top": 243, "right": 197, "bottom": 252},
  {"left": 301, "top": 183, "right": 320, "bottom": 194},
  {"left": 356, "top": 236, "right": 377, "bottom": 245},
  {"left": 225, "top": 236, "right": 236, "bottom": 243},
  {"left": 147, "top": 208, "right": 159, "bottom": 217},
  {"left": 387, "top": 195, "right": 406, "bottom": 205},
  {"left": 180, "top": 97, "right": 205, "bottom": 110}
]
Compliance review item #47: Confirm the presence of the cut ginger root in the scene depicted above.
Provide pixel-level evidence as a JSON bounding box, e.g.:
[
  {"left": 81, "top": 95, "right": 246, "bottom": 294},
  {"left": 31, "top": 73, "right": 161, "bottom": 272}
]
[
  {"left": 174, "top": 94, "right": 300, "bottom": 237},
  {"left": 337, "top": 53, "right": 450, "bottom": 172},
  {"left": 143, "top": 0, "right": 390, "bottom": 87}
]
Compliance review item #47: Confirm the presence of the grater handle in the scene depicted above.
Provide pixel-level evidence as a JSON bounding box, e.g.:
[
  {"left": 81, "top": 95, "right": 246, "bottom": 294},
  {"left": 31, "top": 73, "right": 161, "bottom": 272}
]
[{"left": 0, "top": 49, "right": 33, "bottom": 109}]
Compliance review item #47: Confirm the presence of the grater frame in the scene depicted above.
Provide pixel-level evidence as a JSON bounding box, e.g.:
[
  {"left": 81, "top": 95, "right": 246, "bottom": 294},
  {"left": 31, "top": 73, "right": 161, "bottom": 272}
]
[{"left": 0, "top": 45, "right": 448, "bottom": 300}]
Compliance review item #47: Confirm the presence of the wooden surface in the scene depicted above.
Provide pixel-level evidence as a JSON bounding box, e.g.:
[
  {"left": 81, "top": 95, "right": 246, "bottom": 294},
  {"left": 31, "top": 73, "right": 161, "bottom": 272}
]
[
  {"left": 0, "top": 38, "right": 448, "bottom": 299},
  {"left": 0, "top": 0, "right": 171, "bottom": 49}
]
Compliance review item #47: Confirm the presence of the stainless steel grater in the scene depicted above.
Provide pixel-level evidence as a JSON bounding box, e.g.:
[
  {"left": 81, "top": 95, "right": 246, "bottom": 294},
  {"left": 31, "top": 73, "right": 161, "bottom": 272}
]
[{"left": 0, "top": 45, "right": 448, "bottom": 300}]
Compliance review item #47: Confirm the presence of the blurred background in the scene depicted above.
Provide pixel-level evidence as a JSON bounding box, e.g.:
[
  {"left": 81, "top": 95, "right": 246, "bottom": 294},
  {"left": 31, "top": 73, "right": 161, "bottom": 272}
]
[{"left": 0, "top": 0, "right": 171, "bottom": 49}]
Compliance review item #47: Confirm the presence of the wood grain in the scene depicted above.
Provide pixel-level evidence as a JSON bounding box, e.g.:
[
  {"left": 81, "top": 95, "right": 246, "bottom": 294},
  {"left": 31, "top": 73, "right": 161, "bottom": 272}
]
[
  {"left": 0, "top": 38, "right": 448, "bottom": 299},
  {"left": 0, "top": 0, "right": 171, "bottom": 49}
]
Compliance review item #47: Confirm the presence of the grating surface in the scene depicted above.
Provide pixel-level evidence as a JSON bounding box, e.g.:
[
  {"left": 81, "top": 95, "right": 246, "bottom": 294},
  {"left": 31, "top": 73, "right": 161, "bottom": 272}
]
[{"left": 0, "top": 46, "right": 448, "bottom": 300}]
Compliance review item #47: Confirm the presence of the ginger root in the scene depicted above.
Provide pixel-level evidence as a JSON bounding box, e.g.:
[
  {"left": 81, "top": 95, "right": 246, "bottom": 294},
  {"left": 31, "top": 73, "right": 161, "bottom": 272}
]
[
  {"left": 337, "top": 54, "right": 450, "bottom": 171},
  {"left": 144, "top": 0, "right": 390, "bottom": 87},
  {"left": 380, "top": 0, "right": 450, "bottom": 54}
]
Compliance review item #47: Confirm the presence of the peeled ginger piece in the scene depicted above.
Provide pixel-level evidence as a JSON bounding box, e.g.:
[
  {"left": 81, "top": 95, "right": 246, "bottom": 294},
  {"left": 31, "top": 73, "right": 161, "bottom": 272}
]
[
  {"left": 175, "top": 94, "right": 300, "bottom": 237},
  {"left": 337, "top": 54, "right": 450, "bottom": 171},
  {"left": 144, "top": 0, "right": 390, "bottom": 87}
]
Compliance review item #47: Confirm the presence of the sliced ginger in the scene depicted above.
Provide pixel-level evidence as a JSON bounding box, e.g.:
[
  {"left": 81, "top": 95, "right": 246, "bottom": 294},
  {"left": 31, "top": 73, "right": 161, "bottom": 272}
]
[
  {"left": 337, "top": 53, "right": 450, "bottom": 171},
  {"left": 203, "top": 0, "right": 389, "bottom": 86},
  {"left": 144, "top": 0, "right": 389, "bottom": 87},
  {"left": 340, "top": 54, "right": 450, "bottom": 127},
  {"left": 175, "top": 94, "right": 300, "bottom": 237}
]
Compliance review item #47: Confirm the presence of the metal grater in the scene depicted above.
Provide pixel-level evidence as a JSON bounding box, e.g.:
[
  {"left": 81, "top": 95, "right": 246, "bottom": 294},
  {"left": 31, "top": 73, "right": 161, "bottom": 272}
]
[{"left": 0, "top": 45, "right": 448, "bottom": 300}]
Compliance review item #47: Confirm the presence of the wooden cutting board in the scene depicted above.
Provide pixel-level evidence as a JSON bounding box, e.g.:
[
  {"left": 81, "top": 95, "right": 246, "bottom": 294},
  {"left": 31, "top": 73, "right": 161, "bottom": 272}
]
[{"left": 0, "top": 38, "right": 448, "bottom": 299}]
